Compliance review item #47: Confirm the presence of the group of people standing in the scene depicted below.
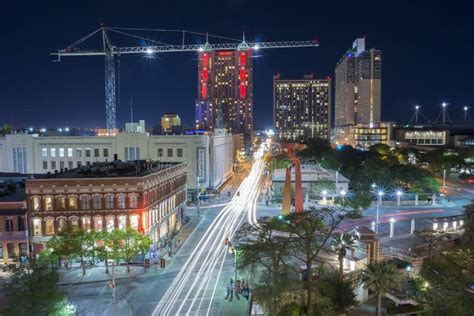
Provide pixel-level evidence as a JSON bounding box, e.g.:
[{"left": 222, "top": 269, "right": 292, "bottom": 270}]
[{"left": 225, "top": 278, "right": 250, "bottom": 301}]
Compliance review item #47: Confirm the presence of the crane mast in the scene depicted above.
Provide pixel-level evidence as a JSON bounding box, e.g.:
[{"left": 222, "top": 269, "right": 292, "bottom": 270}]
[{"left": 52, "top": 27, "right": 319, "bottom": 132}]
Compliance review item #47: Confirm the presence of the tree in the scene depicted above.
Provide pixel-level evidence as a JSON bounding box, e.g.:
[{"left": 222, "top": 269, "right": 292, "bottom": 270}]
[
  {"left": 348, "top": 190, "right": 372, "bottom": 211},
  {"left": 420, "top": 247, "right": 474, "bottom": 314},
  {"left": 331, "top": 233, "right": 357, "bottom": 278},
  {"left": 236, "top": 217, "right": 292, "bottom": 314},
  {"left": 415, "top": 229, "right": 447, "bottom": 259},
  {"left": 361, "top": 261, "right": 398, "bottom": 316},
  {"left": 462, "top": 202, "right": 474, "bottom": 246},
  {"left": 112, "top": 228, "right": 152, "bottom": 272},
  {"left": 47, "top": 228, "right": 95, "bottom": 275},
  {"left": 317, "top": 272, "right": 357, "bottom": 314},
  {"left": 282, "top": 208, "right": 346, "bottom": 315},
  {"left": 1, "top": 257, "right": 68, "bottom": 315}
]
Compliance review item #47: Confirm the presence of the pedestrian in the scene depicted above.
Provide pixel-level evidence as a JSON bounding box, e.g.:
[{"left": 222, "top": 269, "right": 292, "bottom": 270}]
[
  {"left": 225, "top": 281, "right": 234, "bottom": 301},
  {"left": 235, "top": 279, "right": 241, "bottom": 300}
]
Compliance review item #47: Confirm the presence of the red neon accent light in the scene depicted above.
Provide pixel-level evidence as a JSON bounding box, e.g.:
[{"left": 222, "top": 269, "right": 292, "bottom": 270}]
[
  {"left": 201, "top": 85, "right": 207, "bottom": 99},
  {"left": 240, "top": 84, "right": 246, "bottom": 99},
  {"left": 240, "top": 68, "right": 246, "bottom": 81},
  {"left": 202, "top": 68, "right": 208, "bottom": 82},
  {"left": 240, "top": 52, "right": 246, "bottom": 65},
  {"left": 203, "top": 53, "right": 208, "bottom": 66}
]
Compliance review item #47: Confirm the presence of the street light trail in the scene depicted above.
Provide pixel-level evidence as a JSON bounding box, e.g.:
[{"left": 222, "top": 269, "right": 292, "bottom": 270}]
[{"left": 151, "top": 146, "right": 266, "bottom": 316}]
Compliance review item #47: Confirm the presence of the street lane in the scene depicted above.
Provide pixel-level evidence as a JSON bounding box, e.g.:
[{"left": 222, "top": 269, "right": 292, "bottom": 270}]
[{"left": 151, "top": 147, "right": 265, "bottom": 316}]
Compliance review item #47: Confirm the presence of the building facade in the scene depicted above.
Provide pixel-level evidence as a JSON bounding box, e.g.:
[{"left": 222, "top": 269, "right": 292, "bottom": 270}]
[
  {"left": 195, "top": 49, "right": 253, "bottom": 143},
  {"left": 0, "top": 181, "right": 28, "bottom": 264},
  {"left": 0, "top": 123, "right": 236, "bottom": 196},
  {"left": 273, "top": 74, "right": 331, "bottom": 142},
  {"left": 334, "top": 38, "right": 383, "bottom": 147},
  {"left": 26, "top": 161, "right": 187, "bottom": 252}
]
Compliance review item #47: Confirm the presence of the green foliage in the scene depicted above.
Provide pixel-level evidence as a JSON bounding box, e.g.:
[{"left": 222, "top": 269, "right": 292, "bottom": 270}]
[
  {"left": 317, "top": 272, "right": 357, "bottom": 313},
  {"left": 277, "top": 302, "right": 303, "bottom": 316},
  {"left": 47, "top": 227, "right": 96, "bottom": 275},
  {"left": 420, "top": 248, "right": 474, "bottom": 315},
  {"left": 348, "top": 190, "right": 372, "bottom": 211},
  {"left": 1, "top": 258, "right": 68, "bottom": 315},
  {"left": 331, "top": 233, "right": 357, "bottom": 278},
  {"left": 362, "top": 261, "right": 399, "bottom": 316},
  {"left": 110, "top": 228, "right": 152, "bottom": 272},
  {"left": 0, "top": 124, "right": 12, "bottom": 135},
  {"left": 462, "top": 202, "right": 474, "bottom": 246}
]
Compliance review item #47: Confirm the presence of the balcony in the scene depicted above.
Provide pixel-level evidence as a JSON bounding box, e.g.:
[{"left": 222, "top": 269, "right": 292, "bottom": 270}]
[{"left": 0, "top": 231, "right": 28, "bottom": 241}]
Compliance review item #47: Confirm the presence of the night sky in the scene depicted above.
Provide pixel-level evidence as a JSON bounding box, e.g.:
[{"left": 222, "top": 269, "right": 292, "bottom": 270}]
[{"left": 1, "top": 1, "right": 473, "bottom": 130}]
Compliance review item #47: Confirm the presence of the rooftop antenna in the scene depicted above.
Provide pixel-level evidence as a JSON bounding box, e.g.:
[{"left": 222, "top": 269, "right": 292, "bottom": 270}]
[
  {"left": 130, "top": 98, "right": 133, "bottom": 123},
  {"left": 408, "top": 105, "right": 431, "bottom": 125},
  {"left": 434, "top": 102, "right": 452, "bottom": 125}
]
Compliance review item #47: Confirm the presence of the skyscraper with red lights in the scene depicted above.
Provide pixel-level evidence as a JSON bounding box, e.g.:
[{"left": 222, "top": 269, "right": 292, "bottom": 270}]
[{"left": 195, "top": 49, "right": 253, "bottom": 142}]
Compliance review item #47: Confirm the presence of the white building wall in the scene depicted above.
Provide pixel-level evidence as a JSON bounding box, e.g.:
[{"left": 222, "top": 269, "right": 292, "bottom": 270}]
[{"left": 0, "top": 132, "right": 234, "bottom": 192}]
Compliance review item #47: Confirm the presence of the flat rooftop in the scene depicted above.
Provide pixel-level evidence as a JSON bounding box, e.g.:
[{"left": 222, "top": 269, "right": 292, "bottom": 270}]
[
  {"left": 33, "top": 160, "right": 183, "bottom": 179},
  {"left": 0, "top": 182, "right": 26, "bottom": 202}
]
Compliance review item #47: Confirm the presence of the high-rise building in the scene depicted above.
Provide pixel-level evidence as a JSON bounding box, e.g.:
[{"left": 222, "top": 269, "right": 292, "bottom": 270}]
[
  {"left": 195, "top": 50, "right": 253, "bottom": 143},
  {"left": 334, "top": 38, "right": 383, "bottom": 146},
  {"left": 273, "top": 74, "right": 331, "bottom": 142}
]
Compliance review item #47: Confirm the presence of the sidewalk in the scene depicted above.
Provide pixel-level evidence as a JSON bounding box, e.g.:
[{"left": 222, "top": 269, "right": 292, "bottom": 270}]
[{"left": 57, "top": 214, "right": 202, "bottom": 286}]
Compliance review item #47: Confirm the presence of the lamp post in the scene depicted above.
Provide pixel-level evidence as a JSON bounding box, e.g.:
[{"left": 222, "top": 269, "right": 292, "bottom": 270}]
[
  {"left": 376, "top": 191, "right": 384, "bottom": 233},
  {"left": 322, "top": 190, "right": 328, "bottom": 204},
  {"left": 389, "top": 218, "right": 396, "bottom": 238},
  {"left": 396, "top": 190, "right": 403, "bottom": 206}
]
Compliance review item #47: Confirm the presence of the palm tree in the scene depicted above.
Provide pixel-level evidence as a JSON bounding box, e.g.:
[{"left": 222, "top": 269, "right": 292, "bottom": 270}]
[
  {"left": 361, "top": 261, "right": 398, "bottom": 316},
  {"left": 331, "top": 233, "right": 357, "bottom": 278}
]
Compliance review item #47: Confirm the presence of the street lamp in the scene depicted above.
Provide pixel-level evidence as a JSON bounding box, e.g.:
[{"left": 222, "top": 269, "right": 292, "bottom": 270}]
[
  {"left": 376, "top": 190, "right": 384, "bottom": 233},
  {"left": 396, "top": 190, "right": 403, "bottom": 206},
  {"left": 322, "top": 190, "right": 328, "bottom": 204}
]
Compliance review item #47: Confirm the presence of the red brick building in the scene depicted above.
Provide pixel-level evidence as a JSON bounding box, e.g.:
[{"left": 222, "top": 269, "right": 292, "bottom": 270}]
[{"left": 26, "top": 160, "right": 187, "bottom": 252}]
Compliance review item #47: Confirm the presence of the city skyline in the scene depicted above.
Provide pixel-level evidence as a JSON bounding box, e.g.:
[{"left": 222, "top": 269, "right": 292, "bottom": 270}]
[{"left": 0, "top": 1, "right": 473, "bottom": 130}]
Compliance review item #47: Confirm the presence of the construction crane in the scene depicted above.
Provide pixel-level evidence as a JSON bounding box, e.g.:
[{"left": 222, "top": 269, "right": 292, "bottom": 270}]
[{"left": 51, "top": 27, "right": 319, "bottom": 133}]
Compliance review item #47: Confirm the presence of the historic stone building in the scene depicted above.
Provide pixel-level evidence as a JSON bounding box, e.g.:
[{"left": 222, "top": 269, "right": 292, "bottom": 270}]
[{"left": 25, "top": 160, "right": 187, "bottom": 252}]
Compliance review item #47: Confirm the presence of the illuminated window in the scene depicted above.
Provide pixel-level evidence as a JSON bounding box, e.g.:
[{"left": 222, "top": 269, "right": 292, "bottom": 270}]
[
  {"left": 33, "top": 219, "right": 42, "bottom": 236},
  {"left": 70, "top": 217, "right": 79, "bottom": 230},
  {"left": 44, "top": 196, "right": 53, "bottom": 211},
  {"left": 94, "top": 217, "right": 103, "bottom": 232},
  {"left": 118, "top": 215, "right": 127, "bottom": 230},
  {"left": 56, "top": 196, "right": 66, "bottom": 211},
  {"left": 32, "top": 197, "right": 41, "bottom": 211},
  {"left": 51, "top": 148, "right": 56, "bottom": 158},
  {"left": 106, "top": 216, "right": 115, "bottom": 232},
  {"left": 45, "top": 218, "right": 54, "bottom": 235},
  {"left": 130, "top": 215, "right": 139, "bottom": 230},
  {"left": 82, "top": 217, "right": 91, "bottom": 232},
  {"left": 41, "top": 148, "right": 48, "bottom": 157},
  {"left": 59, "top": 148, "right": 65, "bottom": 157},
  {"left": 58, "top": 218, "right": 67, "bottom": 231},
  {"left": 67, "top": 148, "right": 73, "bottom": 157}
]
